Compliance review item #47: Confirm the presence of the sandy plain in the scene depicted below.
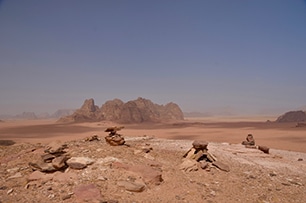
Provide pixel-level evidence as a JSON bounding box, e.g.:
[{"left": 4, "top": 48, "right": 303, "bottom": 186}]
[
  {"left": 0, "top": 116, "right": 305, "bottom": 153},
  {"left": 1, "top": 116, "right": 306, "bottom": 202}
]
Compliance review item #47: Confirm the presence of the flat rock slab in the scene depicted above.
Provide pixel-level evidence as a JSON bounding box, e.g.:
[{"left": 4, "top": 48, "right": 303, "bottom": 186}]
[
  {"left": 66, "top": 157, "right": 95, "bottom": 169},
  {"left": 112, "top": 162, "right": 163, "bottom": 185},
  {"left": 258, "top": 146, "right": 270, "bottom": 154},
  {"left": 212, "top": 161, "right": 230, "bottom": 172},
  {"left": 74, "top": 184, "right": 102, "bottom": 203},
  {"left": 179, "top": 159, "right": 198, "bottom": 172},
  {"left": 45, "top": 140, "right": 67, "bottom": 154},
  {"left": 27, "top": 171, "right": 53, "bottom": 182},
  {"left": 117, "top": 180, "right": 145, "bottom": 192},
  {"left": 192, "top": 140, "right": 208, "bottom": 150}
]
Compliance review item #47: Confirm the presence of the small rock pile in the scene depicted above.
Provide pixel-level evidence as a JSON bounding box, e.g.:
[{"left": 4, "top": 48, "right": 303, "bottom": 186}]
[
  {"left": 104, "top": 126, "right": 125, "bottom": 146},
  {"left": 29, "top": 141, "right": 95, "bottom": 172},
  {"left": 29, "top": 141, "right": 70, "bottom": 172},
  {"left": 242, "top": 134, "right": 256, "bottom": 147},
  {"left": 84, "top": 134, "right": 100, "bottom": 142},
  {"left": 181, "top": 140, "right": 230, "bottom": 172},
  {"left": 241, "top": 134, "right": 270, "bottom": 154}
]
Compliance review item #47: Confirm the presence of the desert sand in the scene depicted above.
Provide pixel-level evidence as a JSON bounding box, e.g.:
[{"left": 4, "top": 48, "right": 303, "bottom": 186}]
[
  {"left": 0, "top": 116, "right": 305, "bottom": 153},
  {"left": 1, "top": 117, "right": 306, "bottom": 202}
]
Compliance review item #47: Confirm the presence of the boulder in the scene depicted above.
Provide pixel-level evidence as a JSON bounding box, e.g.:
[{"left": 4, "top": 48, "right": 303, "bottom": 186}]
[
  {"left": 117, "top": 180, "right": 146, "bottom": 192},
  {"left": 52, "top": 155, "right": 68, "bottom": 170},
  {"left": 258, "top": 146, "right": 270, "bottom": 154},
  {"left": 45, "top": 141, "right": 67, "bottom": 155},
  {"left": 84, "top": 134, "right": 100, "bottom": 142},
  {"left": 179, "top": 159, "right": 198, "bottom": 172},
  {"left": 192, "top": 140, "right": 208, "bottom": 150},
  {"left": 66, "top": 157, "right": 95, "bottom": 169},
  {"left": 41, "top": 153, "right": 56, "bottom": 163},
  {"left": 29, "top": 160, "right": 57, "bottom": 172},
  {"left": 199, "top": 160, "right": 209, "bottom": 169},
  {"left": 212, "top": 161, "right": 230, "bottom": 172},
  {"left": 105, "top": 135, "right": 125, "bottom": 146}
]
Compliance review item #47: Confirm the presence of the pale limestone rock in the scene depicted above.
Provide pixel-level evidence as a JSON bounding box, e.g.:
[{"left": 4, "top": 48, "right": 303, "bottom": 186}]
[{"left": 66, "top": 157, "right": 95, "bottom": 169}]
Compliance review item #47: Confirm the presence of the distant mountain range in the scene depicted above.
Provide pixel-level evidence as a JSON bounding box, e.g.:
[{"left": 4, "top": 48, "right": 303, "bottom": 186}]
[{"left": 0, "top": 109, "right": 75, "bottom": 120}]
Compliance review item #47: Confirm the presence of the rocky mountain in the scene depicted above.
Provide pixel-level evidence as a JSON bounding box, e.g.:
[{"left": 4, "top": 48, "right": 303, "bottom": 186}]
[
  {"left": 57, "top": 99, "right": 102, "bottom": 123},
  {"left": 58, "top": 97, "right": 184, "bottom": 123},
  {"left": 275, "top": 110, "right": 306, "bottom": 123},
  {"left": 0, "top": 109, "right": 75, "bottom": 120},
  {"left": 14, "top": 112, "right": 38, "bottom": 120},
  {"left": 50, "top": 109, "right": 75, "bottom": 119}
]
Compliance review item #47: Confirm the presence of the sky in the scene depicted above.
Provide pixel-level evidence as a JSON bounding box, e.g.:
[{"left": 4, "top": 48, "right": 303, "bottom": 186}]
[{"left": 0, "top": 0, "right": 306, "bottom": 116}]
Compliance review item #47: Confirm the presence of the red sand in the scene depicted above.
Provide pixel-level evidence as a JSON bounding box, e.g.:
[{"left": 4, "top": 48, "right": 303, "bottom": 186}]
[{"left": 0, "top": 117, "right": 305, "bottom": 153}]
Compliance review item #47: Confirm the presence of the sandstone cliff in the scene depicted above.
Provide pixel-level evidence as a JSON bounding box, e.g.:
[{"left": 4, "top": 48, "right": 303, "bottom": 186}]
[
  {"left": 58, "top": 97, "right": 184, "bottom": 123},
  {"left": 58, "top": 99, "right": 103, "bottom": 123},
  {"left": 275, "top": 110, "right": 306, "bottom": 123}
]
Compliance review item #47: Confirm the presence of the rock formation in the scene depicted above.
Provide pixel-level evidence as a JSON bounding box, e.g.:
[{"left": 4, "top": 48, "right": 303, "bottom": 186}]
[
  {"left": 58, "top": 97, "right": 184, "bottom": 123},
  {"left": 51, "top": 109, "right": 75, "bottom": 118},
  {"left": 58, "top": 99, "right": 103, "bottom": 123},
  {"left": 181, "top": 140, "right": 230, "bottom": 172},
  {"left": 104, "top": 126, "right": 125, "bottom": 146},
  {"left": 276, "top": 110, "right": 306, "bottom": 123},
  {"left": 241, "top": 134, "right": 255, "bottom": 146}
]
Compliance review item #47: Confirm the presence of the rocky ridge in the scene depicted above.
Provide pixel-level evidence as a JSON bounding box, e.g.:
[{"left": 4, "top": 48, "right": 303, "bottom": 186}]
[
  {"left": 0, "top": 109, "right": 75, "bottom": 120},
  {"left": 58, "top": 97, "right": 184, "bottom": 123},
  {"left": 1, "top": 135, "right": 305, "bottom": 203},
  {"left": 275, "top": 110, "right": 306, "bottom": 123}
]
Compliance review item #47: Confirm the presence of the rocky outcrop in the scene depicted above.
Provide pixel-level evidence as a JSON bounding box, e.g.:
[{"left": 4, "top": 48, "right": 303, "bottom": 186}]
[
  {"left": 58, "top": 99, "right": 103, "bottom": 123},
  {"left": 276, "top": 110, "right": 306, "bottom": 123},
  {"left": 103, "top": 97, "right": 184, "bottom": 123},
  {"left": 100, "top": 99, "right": 124, "bottom": 121},
  {"left": 58, "top": 97, "right": 184, "bottom": 123},
  {"left": 51, "top": 109, "right": 75, "bottom": 118}
]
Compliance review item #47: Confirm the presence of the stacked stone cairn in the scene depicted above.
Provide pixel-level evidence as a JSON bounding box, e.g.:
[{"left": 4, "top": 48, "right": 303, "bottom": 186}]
[
  {"left": 104, "top": 126, "right": 125, "bottom": 146},
  {"left": 241, "top": 134, "right": 270, "bottom": 154},
  {"left": 29, "top": 141, "right": 70, "bottom": 172},
  {"left": 242, "top": 134, "right": 256, "bottom": 148},
  {"left": 29, "top": 141, "right": 96, "bottom": 173},
  {"left": 181, "top": 140, "right": 230, "bottom": 172}
]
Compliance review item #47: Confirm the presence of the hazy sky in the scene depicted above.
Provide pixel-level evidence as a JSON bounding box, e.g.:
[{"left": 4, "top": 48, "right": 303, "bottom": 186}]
[{"left": 0, "top": 0, "right": 306, "bottom": 115}]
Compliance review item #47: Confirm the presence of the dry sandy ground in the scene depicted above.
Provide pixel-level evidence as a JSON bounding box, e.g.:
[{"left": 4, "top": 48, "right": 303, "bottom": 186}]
[
  {"left": 0, "top": 116, "right": 305, "bottom": 153},
  {"left": 0, "top": 117, "right": 306, "bottom": 203}
]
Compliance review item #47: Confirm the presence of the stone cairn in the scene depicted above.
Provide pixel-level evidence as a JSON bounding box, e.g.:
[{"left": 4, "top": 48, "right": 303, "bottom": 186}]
[
  {"left": 242, "top": 134, "right": 256, "bottom": 148},
  {"left": 104, "top": 126, "right": 125, "bottom": 146},
  {"left": 29, "top": 141, "right": 96, "bottom": 173},
  {"left": 241, "top": 134, "right": 270, "bottom": 154},
  {"left": 29, "top": 141, "right": 70, "bottom": 173},
  {"left": 181, "top": 140, "right": 230, "bottom": 172}
]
